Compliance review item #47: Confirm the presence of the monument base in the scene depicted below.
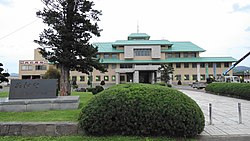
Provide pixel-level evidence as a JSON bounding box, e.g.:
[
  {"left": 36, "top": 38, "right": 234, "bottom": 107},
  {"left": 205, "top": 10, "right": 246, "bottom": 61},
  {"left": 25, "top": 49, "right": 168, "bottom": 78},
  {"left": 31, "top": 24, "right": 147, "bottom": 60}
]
[{"left": 0, "top": 96, "right": 79, "bottom": 112}]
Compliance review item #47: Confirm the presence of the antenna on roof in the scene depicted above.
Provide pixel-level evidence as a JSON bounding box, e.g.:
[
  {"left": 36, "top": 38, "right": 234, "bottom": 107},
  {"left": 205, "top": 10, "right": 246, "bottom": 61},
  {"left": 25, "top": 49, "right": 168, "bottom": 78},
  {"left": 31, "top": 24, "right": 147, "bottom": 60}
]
[{"left": 137, "top": 20, "right": 139, "bottom": 33}]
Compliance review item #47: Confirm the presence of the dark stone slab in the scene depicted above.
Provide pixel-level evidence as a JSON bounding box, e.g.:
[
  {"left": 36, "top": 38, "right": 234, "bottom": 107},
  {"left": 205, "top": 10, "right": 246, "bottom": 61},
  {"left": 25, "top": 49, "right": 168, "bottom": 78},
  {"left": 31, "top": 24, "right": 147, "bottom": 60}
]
[
  {"left": 21, "top": 124, "right": 46, "bottom": 136},
  {"left": 8, "top": 124, "right": 22, "bottom": 135},
  {"left": 0, "top": 125, "right": 9, "bottom": 135},
  {"left": 56, "top": 123, "right": 78, "bottom": 135},
  {"left": 9, "top": 79, "right": 58, "bottom": 99}
]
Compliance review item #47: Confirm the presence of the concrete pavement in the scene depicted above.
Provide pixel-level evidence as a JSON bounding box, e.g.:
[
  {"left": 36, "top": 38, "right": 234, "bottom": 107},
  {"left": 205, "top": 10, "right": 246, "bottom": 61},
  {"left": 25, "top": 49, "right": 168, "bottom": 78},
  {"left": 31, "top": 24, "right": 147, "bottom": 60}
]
[{"left": 176, "top": 87, "right": 250, "bottom": 140}]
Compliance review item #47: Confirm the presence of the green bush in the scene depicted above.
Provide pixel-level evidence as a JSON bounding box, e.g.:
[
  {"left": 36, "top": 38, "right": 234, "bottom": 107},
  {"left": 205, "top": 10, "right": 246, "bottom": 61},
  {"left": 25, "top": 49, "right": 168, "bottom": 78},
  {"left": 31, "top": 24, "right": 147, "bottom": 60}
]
[
  {"left": 79, "top": 83, "right": 204, "bottom": 137},
  {"left": 154, "top": 82, "right": 166, "bottom": 86},
  {"left": 92, "top": 85, "right": 104, "bottom": 95},
  {"left": 205, "top": 83, "right": 250, "bottom": 100},
  {"left": 177, "top": 80, "right": 182, "bottom": 85},
  {"left": 166, "top": 83, "right": 172, "bottom": 87},
  {"left": 86, "top": 87, "right": 95, "bottom": 92}
]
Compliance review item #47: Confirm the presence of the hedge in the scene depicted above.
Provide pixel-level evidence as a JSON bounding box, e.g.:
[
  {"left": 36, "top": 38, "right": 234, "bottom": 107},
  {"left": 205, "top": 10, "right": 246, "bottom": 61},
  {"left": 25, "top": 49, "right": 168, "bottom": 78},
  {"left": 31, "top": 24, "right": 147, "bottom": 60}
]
[
  {"left": 79, "top": 83, "right": 204, "bottom": 137},
  {"left": 205, "top": 83, "right": 250, "bottom": 100}
]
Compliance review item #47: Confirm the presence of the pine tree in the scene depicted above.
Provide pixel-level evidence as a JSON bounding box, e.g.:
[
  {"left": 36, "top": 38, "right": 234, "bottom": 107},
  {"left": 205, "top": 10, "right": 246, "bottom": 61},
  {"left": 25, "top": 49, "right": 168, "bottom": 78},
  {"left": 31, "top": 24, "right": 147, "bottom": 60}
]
[
  {"left": 158, "top": 64, "right": 174, "bottom": 83},
  {"left": 0, "top": 63, "right": 10, "bottom": 84},
  {"left": 34, "top": 0, "right": 105, "bottom": 96}
]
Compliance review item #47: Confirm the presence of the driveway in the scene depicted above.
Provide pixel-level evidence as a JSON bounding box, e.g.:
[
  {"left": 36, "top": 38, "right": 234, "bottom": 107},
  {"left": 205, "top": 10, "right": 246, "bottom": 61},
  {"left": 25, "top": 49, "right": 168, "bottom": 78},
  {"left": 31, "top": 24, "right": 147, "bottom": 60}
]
[{"left": 177, "top": 88, "right": 250, "bottom": 140}]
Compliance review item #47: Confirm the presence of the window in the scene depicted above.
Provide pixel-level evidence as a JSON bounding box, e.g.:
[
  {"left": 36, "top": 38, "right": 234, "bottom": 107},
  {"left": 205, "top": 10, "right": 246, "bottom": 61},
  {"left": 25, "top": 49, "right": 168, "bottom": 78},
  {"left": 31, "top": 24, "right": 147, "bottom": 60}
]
[
  {"left": 183, "top": 52, "right": 188, "bottom": 58},
  {"left": 224, "top": 62, "right": 229, "bottom": 67},
  {"left": 104, "top": 53, "right": 109, "bottom": 59},
  {"left": 192, "top": 75, "right": 197, "bottom": 81},
  {"left": 216, "top": 63, "right": 221, "bottom": 68},
  {"left": 175, "top": 75, "right": 181, "bottom": 80},
  {"left": 217, "top": 74, "right": 222, "bottom": 77},
  {"left": 168, "top": 63, "right": 173, "bottom": 67},
  {"left": 192, "top": 63, "right": 197, "bottom": 68},
  {"left": 184, "top": 63, "right": 189, "bottom": 68},
  {"left": 201, "top": 74, "right": 205, "bottom": 80},
  {"left": 72, "top": 76, "right": 77, "bottom": 82},
  {"left": 176, "top": 63, "right": 181, "bottom": 68},
  {"left": 190, "top": 52, "right": 197, "bottom": 57},
  {"left": 111, "top": 54, "right": 118, "bottom": 59},
  {"left": 120, "top": 76, "right": 125, "bottom": 81},
  {"left": 111, "top": 64, "right": 116, "bottom": 69},
  {"left": 120, "top": 64, "right": 133, "bottom": 68},
  {"left": 134, "top": 49, "right": 151, "bottom": 56},
  {"left": 104, "top": 76, "right": 109, "bottom": 81},
  {"left": 200, "top": 63, "right": 205, "bottom": 68},
  {"left": 167, "top": 53, "right": 172, "bottom": 58},
  {"left": 95, "top": 76, "right": 101, "bottom": 81},
  {"left": 136, "top": 63, "right": 148, "bottom": 65},
  {"left": 112, "top": 75, "right": 116, "bottom": 81},
  {"left": 175, "top": 53, "right": 180, "bottom": 58},
  {"left": 80, "top": 76, "right": 85, "bottom": 81},
  {"left": 184, "top": 75, "right": 189, "bottom": 80},
  {"left": 21, "top": 65, "right": 33, "bottom": 71},
  {"left": 104, "top": 64, "right": 109, "bottom": 69},
  {"left": 35, "top": 65, "right": 47, "bottom": 70},
  {"left": 208, "top": 63, "right": 213, "bottom": 68}
]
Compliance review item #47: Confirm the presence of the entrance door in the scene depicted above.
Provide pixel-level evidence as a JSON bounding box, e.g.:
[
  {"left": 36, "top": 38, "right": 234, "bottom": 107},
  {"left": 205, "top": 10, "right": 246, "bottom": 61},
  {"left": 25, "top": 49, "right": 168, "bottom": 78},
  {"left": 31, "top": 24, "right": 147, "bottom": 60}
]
[
  {"left": 127, "top": 73, "right": 133, "bottom": 82},
  {"left": 139, "top": 71, "right": 150, "bottom": 83}
]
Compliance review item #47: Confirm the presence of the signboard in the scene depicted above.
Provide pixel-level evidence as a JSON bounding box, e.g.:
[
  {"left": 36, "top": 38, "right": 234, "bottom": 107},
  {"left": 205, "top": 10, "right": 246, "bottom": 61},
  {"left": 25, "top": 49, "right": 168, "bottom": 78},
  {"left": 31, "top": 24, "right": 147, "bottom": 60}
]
[
  {"left": 20, "top": 60, "right": 48, "bottom": 65},
  {"left": 9, "top": 79, "right": 58, "bottom": 99}
]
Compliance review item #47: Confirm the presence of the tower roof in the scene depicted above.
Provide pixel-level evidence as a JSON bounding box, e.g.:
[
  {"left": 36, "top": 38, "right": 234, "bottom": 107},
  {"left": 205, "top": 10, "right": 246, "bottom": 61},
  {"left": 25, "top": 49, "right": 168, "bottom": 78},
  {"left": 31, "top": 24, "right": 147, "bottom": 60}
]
[{"left": 128, "top": 33, "right": 150, "bottom": 40}]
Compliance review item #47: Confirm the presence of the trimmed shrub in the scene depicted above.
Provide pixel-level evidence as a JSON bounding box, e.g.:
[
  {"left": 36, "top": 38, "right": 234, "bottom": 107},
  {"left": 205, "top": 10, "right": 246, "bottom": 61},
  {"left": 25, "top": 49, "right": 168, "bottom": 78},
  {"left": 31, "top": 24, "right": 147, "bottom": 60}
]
[
  {"left": 79, "top": 83, "right": 204, "bottom": 137},
  {"left": 206, "top": 77, "right": 214, "bottom": 84},
  {"left": 92, "top": 85, "right": 104, "bottom": 95},
  {"left": 177, "top": 80, "right": 182, "bottom": 85},
  {"left": 75, "top": 88, "right": 86, "bottom": 92},
  {"left": 205, "top": 83, "right": 250, "bottom": 100},
  {"left": 166, "top": 83, "right": 172, "bottom": 88},
  {"left": 154, "top": 82, "right": 166, "bottom": 86},
  {"left": 100, "top": 80, "right": 105, "bottom": 86},
  {"left": 86, "top": 87, "right": 95, "bottom": 92}
]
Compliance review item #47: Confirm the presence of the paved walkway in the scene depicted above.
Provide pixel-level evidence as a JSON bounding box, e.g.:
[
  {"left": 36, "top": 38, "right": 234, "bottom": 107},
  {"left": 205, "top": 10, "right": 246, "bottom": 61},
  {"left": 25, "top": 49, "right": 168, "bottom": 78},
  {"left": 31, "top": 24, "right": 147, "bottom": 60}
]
[{"left": 178, "top": 88, "right": 250, "bottom": 140}]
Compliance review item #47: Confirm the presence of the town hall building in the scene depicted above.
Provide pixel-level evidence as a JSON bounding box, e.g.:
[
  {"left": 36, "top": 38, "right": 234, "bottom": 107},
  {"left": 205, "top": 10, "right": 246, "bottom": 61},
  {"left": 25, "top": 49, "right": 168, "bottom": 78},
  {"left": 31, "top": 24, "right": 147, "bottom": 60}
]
[{"left": 19, "top": 33, "right": 236, "bottom": 87}]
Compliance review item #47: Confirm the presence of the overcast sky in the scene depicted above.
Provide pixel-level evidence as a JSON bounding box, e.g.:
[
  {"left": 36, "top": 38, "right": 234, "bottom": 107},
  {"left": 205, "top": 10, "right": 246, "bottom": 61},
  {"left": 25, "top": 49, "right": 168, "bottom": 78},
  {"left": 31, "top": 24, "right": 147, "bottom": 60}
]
[{"left": 0, "top": 0, "right": 250, "bottom": 73}]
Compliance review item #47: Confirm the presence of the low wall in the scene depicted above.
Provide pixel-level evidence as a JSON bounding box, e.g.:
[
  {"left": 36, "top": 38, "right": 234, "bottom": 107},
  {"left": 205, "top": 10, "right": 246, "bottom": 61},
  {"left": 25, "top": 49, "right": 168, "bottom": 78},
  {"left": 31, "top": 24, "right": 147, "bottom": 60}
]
[
  {"left": 0, "top": 122, "right": 83, "bottom": 136},
  {"left": 0, "top": 96, "right": 79, "bottom": 112}
]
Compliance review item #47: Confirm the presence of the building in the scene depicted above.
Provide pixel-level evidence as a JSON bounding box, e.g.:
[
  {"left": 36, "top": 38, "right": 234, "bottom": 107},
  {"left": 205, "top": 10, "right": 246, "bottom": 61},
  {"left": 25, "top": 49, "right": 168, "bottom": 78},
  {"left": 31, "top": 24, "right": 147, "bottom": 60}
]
[{"left": 19, "top": 33, "right": 236, "bottom": 87}]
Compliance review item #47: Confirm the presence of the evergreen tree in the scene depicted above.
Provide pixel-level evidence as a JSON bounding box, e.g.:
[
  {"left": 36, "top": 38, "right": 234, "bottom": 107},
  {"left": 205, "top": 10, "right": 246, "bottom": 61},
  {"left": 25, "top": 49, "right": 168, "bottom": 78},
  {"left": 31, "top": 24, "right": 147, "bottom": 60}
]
[
  {"left": 34, "top": 0, "right": 105, "bottom": 96},
  {"left": 43, "top": 67, "right": 60, "bottom": 79},
  {"left": 0, "top": 63, "right": 10, "bottom": 84},
  {"left": 158, "top": 64, "right": 174, "bottom": 83}
]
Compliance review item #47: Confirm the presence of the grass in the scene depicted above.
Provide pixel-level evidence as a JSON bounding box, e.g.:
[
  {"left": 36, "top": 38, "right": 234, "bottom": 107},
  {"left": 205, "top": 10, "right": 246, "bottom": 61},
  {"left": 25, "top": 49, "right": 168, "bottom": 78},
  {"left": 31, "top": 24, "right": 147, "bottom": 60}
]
[
  {"left": 0, "top": 91, "right": 8, "bottom": 98},
  {"left": 0, "top": 91, "right": 197, "bottom": 141},
  {"left": 0, "top": 91, "right": 93, "bottom": 122}
]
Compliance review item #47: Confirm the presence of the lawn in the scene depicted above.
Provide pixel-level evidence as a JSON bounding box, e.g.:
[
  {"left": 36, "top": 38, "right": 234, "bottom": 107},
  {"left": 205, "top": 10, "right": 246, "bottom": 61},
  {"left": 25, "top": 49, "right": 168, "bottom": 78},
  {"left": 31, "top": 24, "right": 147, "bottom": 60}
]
[
  {"left": 0, "top": 91, "right": 93, "bottom": 122},
  {"left": 0, "top": 91, "right": 197, "bottom": 141}
]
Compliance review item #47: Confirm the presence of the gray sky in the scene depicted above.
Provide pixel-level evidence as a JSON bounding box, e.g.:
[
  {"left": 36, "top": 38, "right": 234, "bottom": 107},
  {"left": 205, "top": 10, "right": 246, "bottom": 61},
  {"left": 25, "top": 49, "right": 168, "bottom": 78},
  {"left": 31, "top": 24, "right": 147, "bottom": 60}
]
[{"left": 0, "top": 0, "right": 250, "bottom": 73}]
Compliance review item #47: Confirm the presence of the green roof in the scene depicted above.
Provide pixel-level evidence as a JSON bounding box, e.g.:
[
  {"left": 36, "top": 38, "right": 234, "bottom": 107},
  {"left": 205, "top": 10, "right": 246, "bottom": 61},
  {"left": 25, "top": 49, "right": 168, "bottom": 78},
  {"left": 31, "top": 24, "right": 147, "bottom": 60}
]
[
  {"left": 112, "top": 40, "right": 172, "bottom": 46},
  {"left": 162, "top": 42, "right": 205, "bottom": 52},
  {"left": 128, "top": 33, "right": 150, "bottom": 40},
  {"left": 94, "top": 41, "right": 205, "bottom": 53},
  {"left": 100, "top": 57, "right": 236, "bottom": 64},
  {"left": 93, "top": 42, "right": 123, "bottom": 53}
]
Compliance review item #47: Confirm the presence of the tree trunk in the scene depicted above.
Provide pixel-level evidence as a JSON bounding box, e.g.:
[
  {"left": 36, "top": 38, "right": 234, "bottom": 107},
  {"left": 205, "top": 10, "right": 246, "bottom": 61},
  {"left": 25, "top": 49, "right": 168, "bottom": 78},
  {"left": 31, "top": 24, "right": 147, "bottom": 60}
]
[{"left": 59, "top": 65, "right": 71, "bottom": 96}]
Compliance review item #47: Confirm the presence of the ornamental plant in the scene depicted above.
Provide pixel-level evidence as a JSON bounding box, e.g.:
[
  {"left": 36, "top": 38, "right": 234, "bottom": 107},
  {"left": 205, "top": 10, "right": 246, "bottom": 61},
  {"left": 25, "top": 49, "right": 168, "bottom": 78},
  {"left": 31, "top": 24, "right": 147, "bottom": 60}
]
[{"left": 79, "top": 83, "right": 204, "bottom": 137}]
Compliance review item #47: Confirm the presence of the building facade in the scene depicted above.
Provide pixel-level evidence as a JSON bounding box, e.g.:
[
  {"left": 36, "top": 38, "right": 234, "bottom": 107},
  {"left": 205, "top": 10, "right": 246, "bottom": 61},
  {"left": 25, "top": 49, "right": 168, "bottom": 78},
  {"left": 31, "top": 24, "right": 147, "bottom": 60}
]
[{"left": 19, "top": 33, "right": 236, "bottom": 87}]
